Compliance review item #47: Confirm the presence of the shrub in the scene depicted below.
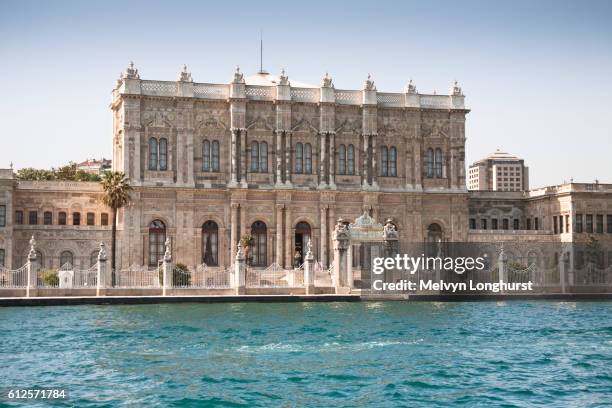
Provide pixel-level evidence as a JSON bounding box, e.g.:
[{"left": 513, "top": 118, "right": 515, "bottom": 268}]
[
  {"left": 173, "top": 263, "right": 191, "bottom": 286},
  {"left": 41, "top": 270, "right": 59, "bottom": 286}
]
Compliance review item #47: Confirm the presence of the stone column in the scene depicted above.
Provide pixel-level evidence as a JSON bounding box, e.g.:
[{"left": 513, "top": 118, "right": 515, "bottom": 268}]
[
  {"left": 284, "top": 131, "right": 292, "bottom": 186},
  {"left": 234, "top": 243, "right": 246, "bottom": 294},
  {"left": 239, "top": 204, "right": 246, "bottom": 249},
  {"left": 26, "top": 235, "right": 38, "bottom": 298},
  {"left": 304, "top": 240, "right": 315, "bottom": 295},
  {"left": 319, "top": 133, "right": 327, "bottom": 186},
  {"left": 275, "top": 130, "right": 284, "bottom": 185},
  {"left": 329, "top": 133, "right": 336, "bottom": 187},
  {"left": 285, "top": 206, "right": 293, "bottom": 268},
  {"left": 230, "top": 203, "right": 239, "bottom": 261},
  {"left": 320, "top": 206, "right": 327, "bottom": 267},
  {"left": 276, "top": 204, "right": 284, "bottom": 266},
  {"left": 371, "top": 135, "right": 378, "bottom": 188},
  {"left": 498, "top": 248, "right": 507, "bottom": 294},
  {"left": 230, "top": 129, "right": 239, "bottom": 185},
  {"left": 332, "top": 220, "right": 350, "bottom": 293},
  {"left": 96, "top": 242, "right": 108, "bottom": 297},
  {"left": 362, "top": 134, "right": 369, "bottom": 187},
  {"left": 328, "top": 207, "right": 335, "bottom": 267},
  {"left": 162, "top": 238, "right": 173, "bottom": 296},
  {"left": 240, "top": 129, "right": 248, "bottom": 186},
  {"left": 414, "top": 139, "right": 422, "bottom": 189}
]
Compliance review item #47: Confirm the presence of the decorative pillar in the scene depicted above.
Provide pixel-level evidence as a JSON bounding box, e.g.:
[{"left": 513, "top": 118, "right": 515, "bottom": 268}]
[
  {"left": 26, "top": 235, "right": 38, "bottom": 298},
  {"left": 304, "top": 240, "right": 315, "bottom": 294},
  {"left": 229, "top": 67, "right": 246, "bottom": 187},
  {"left": 371, "top": 135, "right": 378, "bottom": 188},
  {"left": 240, "top": 129, "right": 248, "bottom": 186},
  {"left": 319, "top": 133, "right": 327, "bottom": 186},
  {"left": 96, "top": 242, "right": 108, "bottom": 297},
  {"left": 239, "top": 204, "right": 246, "bottom": 249},
  {"left": 284, "top": 132, "right": 292, "bottom": 186},
  {"left": 234, "top": 242, "right": 246, "bottom": 294},
  {"left": 328, "top": 207, "right": 335, "bottom": 266},
  {"left": 362, "top": 134, "right": 369, "bottom": 187},
  {"left": 230, "top": 129, "right": 239, "bottom": 185},
  {"left": 275, "top": 130, "right": 284, "bottom": 185},
  {"left": 284, "top": 206, "right": 293, "bottom": 268},
  {"left": 498, "top": 247, "right": 507, "bottom": 294},
  {"left": 414, "top": 139, "right": 422, "bottom": 189},
  {"left": 332, "top": 219, "right": 350, "bottom": 293},
  {"left": 162, "top": 238, "right": 173, "bottom": 296},
  {"left": 320, "top": 206, "right": 327, "bottom": 267},
  {"left": 230, "top": 203, "right": 239, "bottom": 261},
  {"left": 329, "top": 133, "right": 336, "bottom": 187},
  {"left": 275, "top": 204, "right": 284, "bottom": 265},
  {"left": 560, "top": 251, "right": 569, "bottom": 294}
]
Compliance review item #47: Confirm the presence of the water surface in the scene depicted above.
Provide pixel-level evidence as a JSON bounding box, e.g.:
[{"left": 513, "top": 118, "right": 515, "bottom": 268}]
[{"left": 0, "top": 301, "right": 610, "bottom": 407}]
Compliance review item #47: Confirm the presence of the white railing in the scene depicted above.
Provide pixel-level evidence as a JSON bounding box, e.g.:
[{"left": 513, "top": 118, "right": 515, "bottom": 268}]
[
  {"left": 290, "top": 87, "right": 319, "bottom": 103},
  {"left": 0, "top": 264, "right": 28, "bottom": 288},
  {"left": 141, "top": 81, "right": 177, "bottom": 96},
  {"left": 245, "top": 85, "right": 275, "bottom": 100},
  {"left": 419, "top": 95, "right": 450, "bottom": 109},
  {"left": 246, "top": 263, "right": 304, "bottom": 288},
  {"left": 116, "top": 264, "right": 161, "bottom": 288},
  {"left": 172, "top": 264, "right": 233, "bottom": 288},
  {"left": 314, "top": 262, "right": 334, "bottom": 287},
  {"left": 335, "top": 90, "right": 361, "bottom": 105},
  {"left": 194, "top": 83, "right": 229, "bottom": 99},
  {"left": 72, "top": 263, "right": 98, "bottom": 289},
  {"left": 572, "top": 264, "right": 612, "bottom": 285},
  {"left": 377, "top": 92, "right": 403, "bottom": 107}
]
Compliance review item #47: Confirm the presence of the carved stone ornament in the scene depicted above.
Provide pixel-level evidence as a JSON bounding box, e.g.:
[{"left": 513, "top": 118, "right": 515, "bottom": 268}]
[
  {"left": 451, "top": 80, "right": 463, "bottom": 96},
  {"left": 349, "top": 211, "right": 385, "bottom": 242},
  {"left": 232, "top": 66, "right": 245, "bottom": 83},
  {"left": 405, "top": 79, "right": 417, "bottom": 94},
  {"left": 28, "top": 235, "right": 37, "bottom": 260},
  {"left": 124, "top": 61, "right": 140, "bottom": 79},
  {"left": 383, "top": 219, "right": 399, "bottom": 241},
  {"left": 363, "top": 73, "right": 376, "bottom": 91},
  {"left": 178, "top": 64, "right": 193, "bottom": 82},
  {"left": 321, "top": 72, "right": 334, "bottom": 88},
  {"left": 332, "top": 218, "right": 350, "bottom": 251},
  {"left": 98, "top": 242, "right": 107, "bottom": 261},
  {"left": 279, "top": 69, "right": 290, "bottom": 86},
  {"left": 163, "top": 238, "right": 172, "bottom": 262}
]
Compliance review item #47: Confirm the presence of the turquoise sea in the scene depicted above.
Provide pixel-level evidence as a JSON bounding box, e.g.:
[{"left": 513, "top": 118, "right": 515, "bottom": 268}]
[{"left": 0, "top": 301, "right": 611, "bottom": 407}]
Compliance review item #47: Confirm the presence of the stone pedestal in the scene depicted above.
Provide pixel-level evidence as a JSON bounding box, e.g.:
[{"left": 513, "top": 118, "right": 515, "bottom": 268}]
[
  {"left": 234, "top": 243, "right": 246, "bottom": 295},
  {"left": 304, "top": 241, "right": 315, "bottom": 295}
]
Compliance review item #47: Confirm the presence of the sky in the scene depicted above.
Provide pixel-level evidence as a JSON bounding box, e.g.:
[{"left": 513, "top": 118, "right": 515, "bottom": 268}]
[{"left": 0, "top": 0, "right": 610, "bottom": 188}]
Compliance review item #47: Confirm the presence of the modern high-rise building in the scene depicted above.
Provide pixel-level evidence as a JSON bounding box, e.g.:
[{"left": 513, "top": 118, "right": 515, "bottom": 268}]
[{"left": 468, "top": 149, "right": 529, "bottom": 191}]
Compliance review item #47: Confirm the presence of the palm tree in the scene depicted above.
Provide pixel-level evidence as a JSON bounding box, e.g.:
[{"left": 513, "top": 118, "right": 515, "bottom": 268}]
[{"left": 100, "top": 172, "right": 132, "bottom": 285}]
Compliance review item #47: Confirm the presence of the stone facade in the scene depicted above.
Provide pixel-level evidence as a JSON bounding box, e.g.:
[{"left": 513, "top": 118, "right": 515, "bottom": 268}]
[{"left": 0, "top": 64, "right": 611, "bottom": 274}]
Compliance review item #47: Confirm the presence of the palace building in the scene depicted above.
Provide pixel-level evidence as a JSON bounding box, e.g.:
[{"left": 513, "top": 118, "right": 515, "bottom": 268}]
[{"left": 0, "top": 63, "right": 611, "bottom": 274}]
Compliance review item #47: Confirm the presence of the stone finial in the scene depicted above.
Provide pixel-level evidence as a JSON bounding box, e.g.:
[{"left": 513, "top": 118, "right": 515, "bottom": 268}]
[
  {"left": 405, "top": 79, "right": 417, "bottom": 94},
  {"left": 321, "top": 72, "right": 334, "bottom": 88},
  {"left": 163, "top": 238, "right": 172, "bottom": 261},
  {"left": 451, "top": 80, "right": 463, "bottom": 96},
  {"left": 363, "top": 73, "right": 376, "bottom": 91},
  {"left": 232, "top": 65, "right": 245, "bottom": 83},
  {"left": 279, "top": 68, "right": 290, "bottom": 86},
  {"left": 306, "top": 240, "right": 313, "bottom": 257},
  {"left": 98, "top": 242, "right": 107, "bottom": 262},
  {"left": 123, "top": 61, "right": 140, "bottom": 79},
  {"left": 178, "top": 64, "right": 193, "bottom": 82},
  {"left": 28, "top": 235, "right": 37, "bottom": 260},
  {"left": 236, "top": 242, "right": 245, "bottom": 260}
]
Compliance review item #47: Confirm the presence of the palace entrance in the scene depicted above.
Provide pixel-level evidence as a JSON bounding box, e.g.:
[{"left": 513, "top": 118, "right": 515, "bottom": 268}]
[{"left": 294, "top": 222, "right": 311, "bottom": 267}]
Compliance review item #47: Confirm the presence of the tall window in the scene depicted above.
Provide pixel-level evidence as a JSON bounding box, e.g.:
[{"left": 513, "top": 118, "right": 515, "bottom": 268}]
[
  {"left": 87, "top": 212, "right": 95, "bottom": 226},
  {"left": 553, "top": 216, "right": 558, "bottom": 234},
  {"left": 259, "top": 142, "right": 268, "bottom": 172},
  {"left": 426, "top": 148, "right": 434, "bottom": 178},
  {"left": 59, "top": 212, "right": 67, "bottom": 226},
  {"left": 380, "top": 146, "right": 388, "bottom": 176},
  {"left": 251, "top": 221, "right": 267, "bottom": 267},
  {"left": 304, "top": 143, "right": 312, "bottom": 174},
  {"left": 607, "top": 215, "right": 612, "bottom": 233},
  {"left": 469, "top": 218, "right": 476, "bottom": 229},
  {"left": 295, "top": 143, "right": 303, "bottom": 173},
  {"left": 202, "top": 221, "right": 219, "bottom": 266},
  {"left": 586, "top": 214, "right": 593, "bottom": 233},
  {"left": 481, "top": 219, "right": 487, "bottom": 229},
  {"left": 148, "top": 220, "right": 166, "bottom": 267},
  {"left": 596, "top": 215, "right": 604, "bottom": 233},
  {"left": 101, "top": 213, "right": 109, "bottom": 226},
  {"left": 0, "top": 205, "right": 5, "bottom": 227},
  {"left": 513, "top": 219, "right": 519, "bottom": 230},
  {"left": 202, "top": 140, "right": 210, "bottom": 171},
  {"left": 0, "top": 249, "right": 4, "bottom": 266},
  {"left": 60, "top": 251, "right": 73, "bottom": 267},
  {"left": 29, "top": 211, "right": 38, "bottom": 225},
  {"left": 389, "top": 147, "right": 397, "bottom": 176},
  {"left": 534, "top": 217, "right": 539, "bottom": 230},
  {"left": 434, "top": 148, "right": 443, "bottom": 178},
  {"left": 347, "top": 144, "right": 355, "bottom": 175},
  {"left": 575, "top": 214, "right": 583, "bottom": 233},
  {"left": 159, "top": 138, "right": 168, "bottom": 170},
  {"left": 15, "top": 210, "right": 23, "bottom": 225},
  {"left": 527, "top": 218, "right": 532, "bottom": 230},
  {"left": 43, "top": 211, "right": 52, "bottom": 225},
  {"left": 492, "top": 219, "right": 498, "bottom": 230},
  {"left": 73, "top": 212, "right": 81, "bottom": 226},
  {"left": 337, "top": 144, "right": 346, "bottom": 175},
  {"left": 148, "top": 138, "right": 158, "bottom": 170},
  {"left": 250, "top": 141, "right": 259, "bottom": 171},
  {"left": 211, "top": 140, "right": 220, "bottom": 171}
]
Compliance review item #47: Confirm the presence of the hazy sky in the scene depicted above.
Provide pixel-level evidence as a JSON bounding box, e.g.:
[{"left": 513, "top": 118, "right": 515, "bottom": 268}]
[{"left": 1, "top": 0, "right": 610, "bottom": 188}]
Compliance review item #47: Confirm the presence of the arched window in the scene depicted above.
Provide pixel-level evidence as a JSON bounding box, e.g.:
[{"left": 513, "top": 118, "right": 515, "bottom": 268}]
[
  {"left": 90, "top": 250, "right": 99, "bottom": 267},
  {"left": 149, "top": 138, "right": 158, "bottom": 170},
  {"left": 159, "top": 138, "right": 168, "bottom": 171},
  {"left": 0, "top": 249, "right": 4, "bottom": 267},
  {"left": 389, "top": 147, "right": 397, "bottom": 177},
  {"left": 202, "top": 140, "right": 210, "bottom": 171},
  {"left": 148, "top": 220, "right": 166, "bottom": 267},
  {"left": 426, "top": 148, "right": 434, "bottom": 178},
  {"left": 434, "top": 148, "right": 443, "bottom": 178},
  {"left": 294, "top": 221, "right": 311, "bottom": 267},
  {"left": 304, "top": 143, "right": 312, "bottom": 174},
  {"left": 259, "top": 142, "right": 268, "bottom": 172},
  {"left": 43, "top": 211, "right": 53, "bottom": 225},
  {"left": 58, "top": 212, "right": 67, "bottom": 225},
  {"left": 101, "top": 213, "right": 109, "bottom": 226},
  {"left": 202, "top": 221, "right": 219, "bottom": 266},
  {"left": 73, "top": 212, "right": 81, "bottom": 226},
  {"left": 251, "top": 221, "right": 267, "bottom": 267},
  {"left": 380, "top": 146, "right": 388, "bottom": 176},
  {"left": 60, "top": 251, "right": 73, "bottom": 268},
  {"left": 212, "top": 140, "right": 220, "bottom": 171},
  {"left": 338, "top": 144, "right": 346, "bottom": 175},
  {"left": 295, "top": 143, "right": 303, "bottom": 174},
  {"left": 250, "top": 141, "right": 259, "bottom": 172},
  {"left": 347, "top": 144, "right": 355, "bottom": 175}
]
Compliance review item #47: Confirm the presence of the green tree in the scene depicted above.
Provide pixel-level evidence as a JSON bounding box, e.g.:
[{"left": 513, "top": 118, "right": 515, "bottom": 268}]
[{"left": 100, "top": 172, "right": 132, "bottom": 285}]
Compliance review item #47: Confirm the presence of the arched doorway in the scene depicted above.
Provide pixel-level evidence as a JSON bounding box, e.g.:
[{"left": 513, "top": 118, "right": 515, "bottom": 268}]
[
  {"left": 251, "top": 221, "right": 267, "bottom": 267},
  {"left": 294, "top": 221, "right": 311, "bottom": 267},
  {"left": 148, "top": 220, "right": 166, "bottom": 267},
  {"left": 426, "top": 223, "right": 443, "bottom": 257},
  {"left": 202, "top": 221, "right": 219, "bottom": 266}
]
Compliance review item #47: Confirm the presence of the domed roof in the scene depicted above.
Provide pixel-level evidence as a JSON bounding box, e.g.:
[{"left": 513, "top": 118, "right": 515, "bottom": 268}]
[
  {"left": 485, "top": 149, "right": 520, "bottom": 161},
  {"left": 244, "top": 71, "right": 317, "bottom": 88}
]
